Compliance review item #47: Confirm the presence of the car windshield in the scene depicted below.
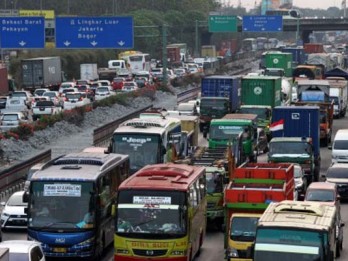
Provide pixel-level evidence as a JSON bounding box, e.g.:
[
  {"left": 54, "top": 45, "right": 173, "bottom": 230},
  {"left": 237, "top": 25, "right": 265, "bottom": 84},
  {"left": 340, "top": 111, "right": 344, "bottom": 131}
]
[
  {"left": 333, "top": 140, "right": 348, "bottom": 150},
  {"left": 2, "top": 114, "right": 19, "bottom": 121},
  {"left": 11, "top": 92, "right": 26, "bottom": 97},
  {"left": 43, "top": 92, "right": 56, "bottom": 98},
  {"left": 66, "top": 93, "right": 82, "bottom": 100},
  {"left": 97, "top": 87, "right": 109, "bottom": 92},
  {"left": 63, "top": 89, "right": 75, "bottom": 94},
  {"left": 327, "top": 167, "right": 348, "bottom": 178},
  {"left": 34, "top": 90, "right": 47, "bottom": 96},
  {"left": 113, "top": 78, "right": 123, "bottom": 83},
  {"left": 7, "top": 194, "right": 26, "bottom": 206},
  {"left": 78, "top": 86, "right": 87, "bottom": 91},
  {"left": 305, "top": 189, "right": 334, "bottom": 202}
]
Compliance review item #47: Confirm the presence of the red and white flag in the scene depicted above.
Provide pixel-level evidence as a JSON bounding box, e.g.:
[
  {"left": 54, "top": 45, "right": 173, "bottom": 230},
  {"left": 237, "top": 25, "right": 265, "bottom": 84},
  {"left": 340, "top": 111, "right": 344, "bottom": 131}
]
[{"left": 270, "top": 119, "right": 284, "bottom": 132}]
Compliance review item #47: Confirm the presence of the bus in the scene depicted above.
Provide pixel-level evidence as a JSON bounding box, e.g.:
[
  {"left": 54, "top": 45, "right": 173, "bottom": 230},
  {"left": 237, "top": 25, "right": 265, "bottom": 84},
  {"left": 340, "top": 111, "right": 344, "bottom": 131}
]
[
  {"left": 107, "top": 117, "right": 183, "bottom": 174},
  {"left": 127, "top": 53, "right": 151, "bottom": 74},
  {"left": 242, "top": 38, "right": 257, "bottom": 52},
  {"left": 253, "top": 200, "right": 338, "bottom": 261},
  {"left": 24, "top": 150, "right": 130, "bottom": 259},
  {"left": 114, "top": 163, "right": 207, "bottom": 261}
]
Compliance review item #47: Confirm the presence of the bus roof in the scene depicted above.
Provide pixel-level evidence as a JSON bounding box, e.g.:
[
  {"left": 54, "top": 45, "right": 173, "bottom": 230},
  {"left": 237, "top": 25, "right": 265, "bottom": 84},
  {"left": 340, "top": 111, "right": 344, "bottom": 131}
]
[
  {"left": 31, "top": 152, "right": 129, "bottom": 182},
  {"left": 258, "top": 200, "right": 336, "bottom": 231},
  {"left": 114, "top": 117, "right": 180, "bottom": 135},
  {"left": 119, "top": 163, "right": 205, "bottom": 191}
]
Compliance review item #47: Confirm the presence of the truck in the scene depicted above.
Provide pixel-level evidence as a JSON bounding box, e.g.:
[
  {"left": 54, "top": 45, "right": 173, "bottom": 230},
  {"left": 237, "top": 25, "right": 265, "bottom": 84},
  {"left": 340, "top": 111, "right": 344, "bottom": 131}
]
[
  {"left": 264, "top": 52, "right": 293, "bottom": 77},
  {"left": 281, "top": 46, "right": 307, "bottom": 66},
  {"left": 204, "top": 113, "right": 258, "bottom": 163},
  {"left": 200, "top": 75, "right": 241, "bottom": 131},
  {"left": 166, "top": 43, "right": 188, "bottom": 62},
  {"left": 21, "top": 57, "right": 64, "bottom": 92},
  {"left": 97, "top": 67, "right": 117, "bottom": 82},
  {"left": 292, "top": 64, "right": 324, "bottom": 81},
  {"left": 166, "top": 46, "right": 181, "bottom": 63},
  {"left": 253, "top": 201, "right": 337, "bottom": 261},
  {"left": 327, "top": 77, "right": 348, "bottom": 118},
  {"left": 201, "top": 45, "right": 217, "bottom": 58},
  {"left": 268, "top": 106, "right": 321, "bottom": 183},
  {"left": 307, "top": 53, "right": 336, "bottom": 73},
  {"left": 0, "top": 63, "right": 9, "bottom": 95},
  {"left": 304, "top": 43, "right": 324, "bottom": 53},
  {"left": 224, "top": 162, "right": 295, "bottom": 261},
  {"left": 296, "top": 79, "right": 331, "bottom": 102},
  {"left": 80, "top": 63, "right": 98, "bottom": 81}
]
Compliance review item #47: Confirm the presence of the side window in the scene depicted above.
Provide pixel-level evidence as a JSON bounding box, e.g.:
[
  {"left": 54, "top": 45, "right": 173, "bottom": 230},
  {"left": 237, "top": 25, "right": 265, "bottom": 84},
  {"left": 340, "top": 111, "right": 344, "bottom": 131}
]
[{"left": 99, "top": 173, "right": 112, "bottom": 207}]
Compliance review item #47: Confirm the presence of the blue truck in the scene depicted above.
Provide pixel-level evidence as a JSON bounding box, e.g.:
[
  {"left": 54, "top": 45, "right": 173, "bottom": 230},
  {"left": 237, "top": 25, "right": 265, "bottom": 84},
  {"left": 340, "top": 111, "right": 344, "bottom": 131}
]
[
  {"left": 281, "top": 47, "right": 307, "bottom": 67},
  {"left": 268, "top": 106, "right": 321, "bottom": 183},
  {"left": 199, "top": 75, "right": 241, "bottom": 131}
]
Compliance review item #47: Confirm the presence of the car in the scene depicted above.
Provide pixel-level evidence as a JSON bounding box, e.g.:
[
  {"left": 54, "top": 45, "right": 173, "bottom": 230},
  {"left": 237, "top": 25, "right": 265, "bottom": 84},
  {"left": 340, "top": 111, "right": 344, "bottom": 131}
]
[
  {"left": 96, "top": 80, "right": 111, "bottom": 86},
  {"left": 0, "top": 240, "right": 45, "bottom": 261},
  {"left": 42, "top": 91, "right": 63, "bottom": 107},
  {"left": 10, "top": 91, "right": 34, "bottom": 109},
  {"left": 122, "top": 81, "right": 139, "bottom": 92},
  {"left": 58, "top": 81, "right": 76, "bottom": 94},
  {"left": 330, "top": 129, "right": 348, "bottom": 164},
  {"left": 77, "top": 84, "right": 94, "bottom": 101},
  {"left": 32, "top": 100, "right": 62, "bottom": 121},
  {"left": 63, "top": 92, "right": 90, "bottom": 110},
  {"left": 134, "top": 77, "right": 148, "bottom": 88},
  {"left": 0, "top": 112, "right": 28, "bottom": 131},
  {"left": 33, "top": 88, "right": 50, "bottom": 97},
  {"left": 76, "top": 79, "right": 90, "bottom": 86},
  {"left": 151, "top": 68, "right": 163, "bottom": 77},
  {"left": 95, "top": 86, "right": 113, "bottom": 101},
  {"left": 173, "top": 68, "right": 187, "bottom": 77},
  {"left": 31, "top": 96, "right": 50, "bottom": 108},
  {"left": 4, "top": 98, "right": 29, "bottom": 114},
  {"left": 61, "top": 87, "right": 79, "bottom": 97},
  {"left": 111, "top": 77, "right": 125, "bottom": 90},
  {"left": 324, "top": 163, "right": 348, "bottom": 200},
  {"left": 0, "top": 191, "right": 28, "bottom": 229}
]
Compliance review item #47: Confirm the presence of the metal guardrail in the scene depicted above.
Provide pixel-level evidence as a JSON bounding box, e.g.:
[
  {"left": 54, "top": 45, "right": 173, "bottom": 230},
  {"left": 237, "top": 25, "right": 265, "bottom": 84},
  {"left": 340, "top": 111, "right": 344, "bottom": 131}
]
[
  {"left": 0, "top": 149, "right": 51, "bottom": 191},
  {"left": 93, "top": 105, "right": 153, "bottom": 147},
  {"left": 177, "top": 87, "right": 201, "bottom": 104}
]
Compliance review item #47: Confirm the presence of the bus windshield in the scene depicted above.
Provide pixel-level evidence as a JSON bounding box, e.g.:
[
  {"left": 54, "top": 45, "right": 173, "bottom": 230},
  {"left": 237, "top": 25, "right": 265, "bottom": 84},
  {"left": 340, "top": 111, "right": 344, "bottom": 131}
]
[
  {"left": 113, "top": 133, "right": 160, "bottom": 173},
  {"left": 254, "top": 228, "right": 325, "bottom": 261},
  {"left": 230, "top": 217, "right": 258, "bottom": 242},
  {"left": 28, "top": 181, "right": 95, "bottom": 231},
  {"left": 209, "top": 125, "right": 243, "bottom": 140},
  {"left": 116, "top": 190, "right": 187, "bottom": 239}
]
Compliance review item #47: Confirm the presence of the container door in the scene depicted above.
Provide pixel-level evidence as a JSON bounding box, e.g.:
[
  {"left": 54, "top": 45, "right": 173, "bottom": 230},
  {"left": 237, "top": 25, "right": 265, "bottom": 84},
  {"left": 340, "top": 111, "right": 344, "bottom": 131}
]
[
  {"left": 22, "top": 61, "right": 34, "bottom": 86},
  {"left": 33, "top": 62, "right": 44, "bottom": 86}
]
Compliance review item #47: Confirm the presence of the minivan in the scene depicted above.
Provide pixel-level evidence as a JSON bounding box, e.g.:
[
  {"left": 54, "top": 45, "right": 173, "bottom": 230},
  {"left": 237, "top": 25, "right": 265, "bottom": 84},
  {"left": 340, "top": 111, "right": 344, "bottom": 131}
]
[{"left": 329, "top": 129, "right": 348, "bottom": 163}]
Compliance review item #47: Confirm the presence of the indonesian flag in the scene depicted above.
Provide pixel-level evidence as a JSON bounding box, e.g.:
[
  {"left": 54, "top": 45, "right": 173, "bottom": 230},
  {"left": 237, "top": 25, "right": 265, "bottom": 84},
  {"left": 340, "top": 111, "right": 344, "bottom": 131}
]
[{"left": 270, "top": 119, "right": 284, "bottom": 132}]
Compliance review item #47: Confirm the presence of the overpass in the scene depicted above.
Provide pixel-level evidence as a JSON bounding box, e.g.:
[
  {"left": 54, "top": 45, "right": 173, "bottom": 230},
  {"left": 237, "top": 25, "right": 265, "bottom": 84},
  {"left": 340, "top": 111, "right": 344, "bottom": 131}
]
[{"left": 200, "top": 17, "right": 348, "bottom": 45}]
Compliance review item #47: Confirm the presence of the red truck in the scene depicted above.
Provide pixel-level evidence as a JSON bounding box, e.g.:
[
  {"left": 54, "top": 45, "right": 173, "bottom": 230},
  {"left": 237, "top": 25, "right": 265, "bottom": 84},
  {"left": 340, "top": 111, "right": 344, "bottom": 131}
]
[
  {"left": 224, "top": 162, "right": 295, "bottom": 261},
  {"left": 166, "top": 46, "right": 181, "bottom": 63},
  {"left": 0, "top": 64, "right": 9, "bottom": 95}
]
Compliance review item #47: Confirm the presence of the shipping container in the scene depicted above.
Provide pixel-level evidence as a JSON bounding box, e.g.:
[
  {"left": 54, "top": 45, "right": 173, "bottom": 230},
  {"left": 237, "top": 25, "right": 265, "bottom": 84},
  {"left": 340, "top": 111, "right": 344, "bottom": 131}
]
[
  {"left": 21, "top": 57, "right": 62, "bottom": 91},
  {"left": 265, "top": 51, "right": 293, "bottom": 77},
  {"left": 80, "top": 63, "right": 98, "bottom": 81},
  {"left": 0, "top": 64, "right": 8, "bottom": 95},
  {"left": 241, "top": 75, "right": 282, "bottom": 107},
  {"left": 304, "top": 43, "right": 324, "bottom": 53},
  {"left": 271, "top": 106, "right": 320, "bottom": 157},
  {"left": 282, "top": 47, "right": 307, "bottom": 66}
]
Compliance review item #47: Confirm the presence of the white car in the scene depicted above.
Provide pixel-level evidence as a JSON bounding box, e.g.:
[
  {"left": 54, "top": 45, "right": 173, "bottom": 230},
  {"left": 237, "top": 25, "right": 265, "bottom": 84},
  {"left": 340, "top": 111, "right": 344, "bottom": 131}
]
[
  {"left": 97, "top": 80, "right": 111, "bottom": 86},
  {"left": 95, "top": 86, "right": 113, "bottom": 101},
  {"left": 0, "top": 191, "right": 27, "bottom": 229},
  {"left": 4, "top": 98, "right": 29, "bottom": 114},
  {"left": 58, "top": 81, "right": 76, "bottom": 94},
  {"left": 63, "top": 92, "right": 90, "bottom": 110},
  {"left": 122, "top": 81, "right": 139, "bottom": 92},
  {"left": 10, "top": 91, "right": 34, "bottom": 109},
  {"left": 0, "top": 240, "right": 45, "bottom": 261},
  {"left": 33, "top": 88, "right": 50, "bottom": 97},
  {"left": 0, "top": 112, "right": 28, "bottom": 131},
  {"left": 42, "top": 91, "right": 63, "bottom": 107},
  {"left": 177, "top": 102, "right": 198, "bottom": 116}
]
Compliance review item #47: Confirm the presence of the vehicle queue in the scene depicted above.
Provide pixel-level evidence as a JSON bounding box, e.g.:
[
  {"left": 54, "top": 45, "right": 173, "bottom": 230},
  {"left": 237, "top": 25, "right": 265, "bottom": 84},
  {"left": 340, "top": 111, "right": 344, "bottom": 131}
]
[{"left": 1, "top": 42, "right": 348, "bottom": 261}]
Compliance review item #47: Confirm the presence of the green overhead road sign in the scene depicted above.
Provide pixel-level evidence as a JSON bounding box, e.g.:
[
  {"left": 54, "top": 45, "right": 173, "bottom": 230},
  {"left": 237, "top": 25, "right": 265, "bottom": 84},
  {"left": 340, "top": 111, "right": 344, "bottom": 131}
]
[{"left": 209, "top": 15, "right": 237, "bottom": 32}]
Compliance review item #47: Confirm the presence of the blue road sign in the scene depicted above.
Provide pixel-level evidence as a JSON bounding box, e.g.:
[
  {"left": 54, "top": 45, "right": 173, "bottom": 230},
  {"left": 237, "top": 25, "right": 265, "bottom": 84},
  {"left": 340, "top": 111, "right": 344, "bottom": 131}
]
[
  {"left": 243, "top": 16, "right": 283, "bottom": 32},
  {"left": 0, "top": 17, "right": 45, "bottom": 49},
  {"left": 55, "top": 16, "right": 133, "bottom": 49}
]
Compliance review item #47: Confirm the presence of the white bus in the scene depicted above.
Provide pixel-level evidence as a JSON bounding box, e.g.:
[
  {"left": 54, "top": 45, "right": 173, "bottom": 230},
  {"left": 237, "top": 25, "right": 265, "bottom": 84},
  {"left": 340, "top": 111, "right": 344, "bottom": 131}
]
[
  {"left": 108, "top": 117, "right": 183, "bottom": 174},
  {"left": 24, "top": 150, "right": 130, "bottom": 259},
  {"left": 127, "top": 53, "right": 151, "bottom": 74}
]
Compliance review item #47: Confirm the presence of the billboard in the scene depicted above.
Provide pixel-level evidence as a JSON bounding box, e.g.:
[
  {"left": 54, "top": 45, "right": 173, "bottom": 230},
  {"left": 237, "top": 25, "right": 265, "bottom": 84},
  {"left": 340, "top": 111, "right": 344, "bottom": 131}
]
[
  {"left": 19, "top": 10, "right": 55, "bottom": 19},
  {"left": 261, "top": 0, "right": 293, "bottom": 15}
]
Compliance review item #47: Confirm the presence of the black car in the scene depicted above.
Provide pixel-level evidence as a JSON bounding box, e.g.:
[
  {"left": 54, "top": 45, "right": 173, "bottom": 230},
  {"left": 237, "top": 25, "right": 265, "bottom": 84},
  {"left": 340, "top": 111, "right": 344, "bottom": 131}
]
[{"left": 0, "top": 96, "right": 8, "bottom": 109}]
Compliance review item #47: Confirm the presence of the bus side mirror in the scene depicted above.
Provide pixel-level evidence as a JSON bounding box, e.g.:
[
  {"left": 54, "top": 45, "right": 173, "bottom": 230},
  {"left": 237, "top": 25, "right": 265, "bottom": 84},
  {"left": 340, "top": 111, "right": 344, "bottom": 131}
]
[
  {"left": 23, "top": 191, "right": 29, "bottom": 203},
  {"left": 111, "top": 204, "right": 116, "bottom": 217}
]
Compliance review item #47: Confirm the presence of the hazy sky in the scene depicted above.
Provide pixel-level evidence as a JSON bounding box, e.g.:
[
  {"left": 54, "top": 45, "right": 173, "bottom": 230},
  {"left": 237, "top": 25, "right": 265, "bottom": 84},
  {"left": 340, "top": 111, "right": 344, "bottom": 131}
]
[{"left": 228, "top": 0, "right": 343, "bottom": 10}]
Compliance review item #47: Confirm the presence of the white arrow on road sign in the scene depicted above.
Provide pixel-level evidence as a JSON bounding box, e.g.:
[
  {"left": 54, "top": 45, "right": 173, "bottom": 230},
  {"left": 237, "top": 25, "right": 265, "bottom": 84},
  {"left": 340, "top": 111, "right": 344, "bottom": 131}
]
[
  {"left": 63, "top": 41, "right": 71, "bottom": 46},
  {"left": 19, "top": 41, "right": 26, "bottom": 46},
  {"left": 117, "top": 41, "right": 125, "bottom": 46},
  {"left": 91, "top": 41, "right": 98, "bottom": 46}
]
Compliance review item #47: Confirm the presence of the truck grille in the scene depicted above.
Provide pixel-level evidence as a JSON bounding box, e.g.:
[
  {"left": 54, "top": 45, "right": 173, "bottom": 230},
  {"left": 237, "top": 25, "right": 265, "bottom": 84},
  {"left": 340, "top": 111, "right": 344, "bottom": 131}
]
[{"left": 133, "top": 249, "right": 167, "bottom": 257}]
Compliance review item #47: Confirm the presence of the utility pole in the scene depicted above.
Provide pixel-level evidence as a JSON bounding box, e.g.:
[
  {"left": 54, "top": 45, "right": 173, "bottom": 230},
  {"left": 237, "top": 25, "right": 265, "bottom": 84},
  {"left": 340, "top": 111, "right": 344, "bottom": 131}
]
[{"left": 162, "top": 24, "right": 168, "bottom": 86}]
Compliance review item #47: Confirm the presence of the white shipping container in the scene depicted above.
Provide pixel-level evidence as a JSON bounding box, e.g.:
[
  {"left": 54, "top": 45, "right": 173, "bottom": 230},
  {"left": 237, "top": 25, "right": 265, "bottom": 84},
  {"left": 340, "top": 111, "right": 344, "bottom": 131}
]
[{"left": 80, "top": 63, "right": 98, "bottom": 81}]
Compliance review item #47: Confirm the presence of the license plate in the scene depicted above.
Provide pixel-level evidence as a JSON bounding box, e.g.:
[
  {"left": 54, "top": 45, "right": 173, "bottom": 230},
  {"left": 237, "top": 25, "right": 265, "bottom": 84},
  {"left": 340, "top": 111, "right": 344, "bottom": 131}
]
[
  {"left": 39, "top": 107, "right": 45, "bottom": 111},
  {"left": 53, "top": 248, "right": 66, "bottom": 253}
]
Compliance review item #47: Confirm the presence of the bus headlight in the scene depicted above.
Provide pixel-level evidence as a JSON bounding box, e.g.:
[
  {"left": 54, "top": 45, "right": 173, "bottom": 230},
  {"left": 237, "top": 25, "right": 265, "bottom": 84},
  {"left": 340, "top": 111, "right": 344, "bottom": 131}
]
[
  {"left": 226, "top": 247, "right": 239, "bottom": 258},
  {"left": 116, "top": 249, "right": 129, "bottom": 254},
  {"left": 171, "top": 250, "right": 185, "bottom": 255}
]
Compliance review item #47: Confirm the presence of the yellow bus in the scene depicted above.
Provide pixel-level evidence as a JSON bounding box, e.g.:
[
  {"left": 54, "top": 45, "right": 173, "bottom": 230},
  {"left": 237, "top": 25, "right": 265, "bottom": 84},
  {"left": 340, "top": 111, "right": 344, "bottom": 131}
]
[{"left": 114, "top": 163, "right": 207, "bottom": 261}]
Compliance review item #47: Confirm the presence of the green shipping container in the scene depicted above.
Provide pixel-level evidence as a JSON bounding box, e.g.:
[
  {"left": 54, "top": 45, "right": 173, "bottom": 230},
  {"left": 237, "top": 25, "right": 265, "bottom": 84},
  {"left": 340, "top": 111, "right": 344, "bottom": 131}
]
[
  {"left": 241, "top": 76, "right": 282, "bottom": 107},
  {"left": 265, "top": 52, "right": 293, "bottom": 77}
]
